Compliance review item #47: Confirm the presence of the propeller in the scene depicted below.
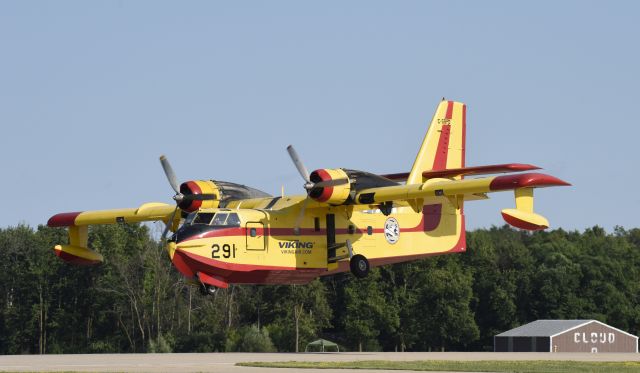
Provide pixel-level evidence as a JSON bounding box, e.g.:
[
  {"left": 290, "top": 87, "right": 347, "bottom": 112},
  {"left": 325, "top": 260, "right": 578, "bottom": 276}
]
[
  {"left": 160, "top": 155, "right": 180, "bottom": 194},
  {"left": 286, "top": 145, "right": 312, "bottom": 190},
  {"left": 286, "top": 145, "right": 348, "bottom": 192},
  {"left": 158, "top": 155, "right": 217, "bottom": 242},
  {"left": 286, "top": 145, "right": 350, "bottom": 235},
  {"left": 159, "top": 155, "right": 218, "bottom": 204},
  {"left": 161, "top": 206, "right": 179, "bottom": 243}
]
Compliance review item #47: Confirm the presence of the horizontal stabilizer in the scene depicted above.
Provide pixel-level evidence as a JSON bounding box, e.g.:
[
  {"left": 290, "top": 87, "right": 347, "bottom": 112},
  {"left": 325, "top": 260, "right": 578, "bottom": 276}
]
[
  {"left": 356, "top": 172, "right": 570, "bottom": 205},
  {"left": 382, "top": 163, "right": 540, "bottom": 181}
]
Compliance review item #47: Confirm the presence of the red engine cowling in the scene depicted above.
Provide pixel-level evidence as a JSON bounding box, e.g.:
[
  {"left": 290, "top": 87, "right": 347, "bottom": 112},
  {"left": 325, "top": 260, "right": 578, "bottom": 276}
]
[
  {"left": 308, "top": 168, "right": 352, "bottom": 205},
  {"left": 178, "top": 180, "right": 220, "bottom": 212}
]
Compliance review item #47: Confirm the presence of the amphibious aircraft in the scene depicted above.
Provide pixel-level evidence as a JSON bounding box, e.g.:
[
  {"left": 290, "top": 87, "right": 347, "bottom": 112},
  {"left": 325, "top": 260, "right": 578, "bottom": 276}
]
[{"left": 48, "top": 100, "right": 569, "bottom": 295}]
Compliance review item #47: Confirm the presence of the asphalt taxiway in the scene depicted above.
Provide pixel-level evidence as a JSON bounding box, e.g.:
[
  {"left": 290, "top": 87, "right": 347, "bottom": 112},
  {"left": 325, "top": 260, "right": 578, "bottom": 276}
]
[{"left": 0, "top": 352, "right": 638, "bottom": 372}]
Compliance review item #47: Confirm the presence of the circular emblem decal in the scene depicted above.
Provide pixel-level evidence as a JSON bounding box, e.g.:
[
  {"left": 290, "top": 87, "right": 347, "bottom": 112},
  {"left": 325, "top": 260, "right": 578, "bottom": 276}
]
[{"left": 384, "top": 217, "right": 400, "bottom": 244}]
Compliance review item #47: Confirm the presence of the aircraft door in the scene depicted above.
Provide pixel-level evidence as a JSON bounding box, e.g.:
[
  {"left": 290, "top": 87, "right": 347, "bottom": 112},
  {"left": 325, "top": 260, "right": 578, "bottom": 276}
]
[
  {"left": 360, "top": 216, "right": 377, "bottom": 249},
  {"left": 326, "top": 214, "right": 336, "bottom": 261},
  {"left": 246, "top": 222, "right": 266, "bottom": 251}
]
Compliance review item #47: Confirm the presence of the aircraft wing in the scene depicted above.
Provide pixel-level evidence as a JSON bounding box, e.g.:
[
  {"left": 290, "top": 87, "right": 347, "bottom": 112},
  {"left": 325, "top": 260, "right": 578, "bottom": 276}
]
[
  {"left": 48, "top": 202, "right": 176, "bottom": 227},
  {"left": 355, "top": 172, "right": 570, "bottom": 230},
  {"left": 47, "top": 202, "right": 178, "bottom": 265}
]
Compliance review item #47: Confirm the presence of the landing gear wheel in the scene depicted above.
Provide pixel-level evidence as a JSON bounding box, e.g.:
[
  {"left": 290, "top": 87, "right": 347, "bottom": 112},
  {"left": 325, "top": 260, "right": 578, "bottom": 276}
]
[
  {"left": 199, "top": 283, "right": 217, "bottom": 296},
  {"left": 350, "top": 254, "right": 370, "bottom": 278}
]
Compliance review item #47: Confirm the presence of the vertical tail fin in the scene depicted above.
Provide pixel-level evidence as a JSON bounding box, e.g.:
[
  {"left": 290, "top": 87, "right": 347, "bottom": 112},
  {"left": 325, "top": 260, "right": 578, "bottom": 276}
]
[
  {"left": 406, "top": 100, "right": 467, "bottom": 184},
  {"left": 408, "top": 100, "right": 467, "bottom": 251}
]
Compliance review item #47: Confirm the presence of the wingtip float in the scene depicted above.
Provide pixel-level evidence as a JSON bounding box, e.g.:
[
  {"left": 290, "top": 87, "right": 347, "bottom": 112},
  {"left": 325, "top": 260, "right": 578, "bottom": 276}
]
[{"left": 48, "top": 100, "right": 569, "bottom": 293}]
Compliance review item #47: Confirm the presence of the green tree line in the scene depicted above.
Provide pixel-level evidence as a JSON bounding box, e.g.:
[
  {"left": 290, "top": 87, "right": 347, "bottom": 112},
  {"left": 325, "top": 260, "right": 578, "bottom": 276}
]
[{"left": 1, "top": 223, "right": 639, "bottom": 354}]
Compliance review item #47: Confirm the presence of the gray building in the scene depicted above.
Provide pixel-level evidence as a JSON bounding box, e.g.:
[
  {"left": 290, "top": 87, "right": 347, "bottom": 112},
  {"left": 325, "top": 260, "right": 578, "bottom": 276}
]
[{"left": 495, "top": 320, "right": 638, "bottom": 353}]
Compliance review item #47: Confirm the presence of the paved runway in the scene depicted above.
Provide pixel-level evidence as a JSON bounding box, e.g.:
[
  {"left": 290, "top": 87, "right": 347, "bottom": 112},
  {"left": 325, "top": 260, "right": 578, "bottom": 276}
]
[{"left": 0, "top": 352, "right": 639, "bottom": 372}]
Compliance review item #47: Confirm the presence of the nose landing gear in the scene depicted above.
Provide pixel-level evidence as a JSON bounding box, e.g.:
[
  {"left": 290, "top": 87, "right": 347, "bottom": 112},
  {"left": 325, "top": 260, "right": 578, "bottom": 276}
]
[
  {"left": 195, "top": 272, "right": 227, "bottom": 296},
  {"left": 199, "top": 283, "right": 217, "bottom": 296}
]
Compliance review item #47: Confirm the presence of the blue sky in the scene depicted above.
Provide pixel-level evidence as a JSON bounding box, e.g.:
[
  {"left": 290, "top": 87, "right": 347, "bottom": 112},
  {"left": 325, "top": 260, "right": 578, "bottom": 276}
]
[{"left": 0, "top": 1, "right": 638, "bottom": 231}]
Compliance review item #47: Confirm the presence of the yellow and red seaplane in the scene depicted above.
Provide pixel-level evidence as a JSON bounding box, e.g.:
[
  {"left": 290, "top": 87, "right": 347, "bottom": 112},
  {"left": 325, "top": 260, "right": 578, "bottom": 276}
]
[{"left": 48, "top": 100, "right": 569, "bottom": 295}]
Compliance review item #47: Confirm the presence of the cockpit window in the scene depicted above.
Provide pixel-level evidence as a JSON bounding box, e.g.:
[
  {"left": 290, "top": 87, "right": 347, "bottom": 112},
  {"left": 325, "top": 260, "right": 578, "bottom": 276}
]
[
  {"left": 184, "top": 212, "right": 197, "bottom": 225},
  {"left": 211, "top": 213, "right": 228, "bottom": 226},
  {"left": 226, "top": 213, "right": 240, "bottom": 227},
  {"left": 189, "top": 212, "right": 241, "bottom": 227},
  {"left": 192, "top": 213, "right": 214, "bottom": 225}
]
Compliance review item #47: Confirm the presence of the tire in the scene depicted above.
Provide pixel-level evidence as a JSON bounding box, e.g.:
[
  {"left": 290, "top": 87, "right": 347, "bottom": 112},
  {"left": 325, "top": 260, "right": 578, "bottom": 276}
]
[
  {"left": 199, "top": 284, "right": 217, "bottom": 296},
  {"left": 350, "top": 254, "right": 370, "bottom": 278}
]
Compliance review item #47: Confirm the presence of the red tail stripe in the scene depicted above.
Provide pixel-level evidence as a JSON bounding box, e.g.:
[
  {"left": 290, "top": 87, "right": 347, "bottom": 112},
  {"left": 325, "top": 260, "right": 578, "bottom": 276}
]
[
  {"left": 461, "top": 104, "right": 466, "bottom": 168},
  {"left": 431, "top": 124, "right": 451, "bottom": 171},
  {"left": 445, "top": 100, "right": 454, "bottom": 119}
]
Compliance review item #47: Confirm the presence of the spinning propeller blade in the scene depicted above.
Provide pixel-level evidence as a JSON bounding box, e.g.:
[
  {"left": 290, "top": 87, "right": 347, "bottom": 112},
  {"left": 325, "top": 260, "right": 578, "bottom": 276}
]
[
  {"left": 157, "top": 155, "right": 221, "bottom": 248},
  {"left": 161, "top": 206, "right": 179, "bottom": 243},
  {"left": 287, "top": 145, "right": 311, "bottom": 186},
  {"left": 159, "top": 155, "right": 180, "bottom": 194},
  {"left": 287, "top": 145, "right": 348, "bottom": 192},
  {"left": 159, "top": 155, "right": 218, "bottom": 203}
]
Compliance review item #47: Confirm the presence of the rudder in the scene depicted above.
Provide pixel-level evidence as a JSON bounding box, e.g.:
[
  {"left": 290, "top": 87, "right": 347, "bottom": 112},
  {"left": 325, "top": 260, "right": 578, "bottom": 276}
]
[{"left": 406, "top": 100, "right": 467, "bottom": 184}]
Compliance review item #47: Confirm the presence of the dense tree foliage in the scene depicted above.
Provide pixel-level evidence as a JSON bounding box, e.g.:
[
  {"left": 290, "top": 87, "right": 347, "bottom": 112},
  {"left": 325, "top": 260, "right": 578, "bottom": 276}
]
[{"left": 1, "top": 223, "right": 639, "bottom": 353}]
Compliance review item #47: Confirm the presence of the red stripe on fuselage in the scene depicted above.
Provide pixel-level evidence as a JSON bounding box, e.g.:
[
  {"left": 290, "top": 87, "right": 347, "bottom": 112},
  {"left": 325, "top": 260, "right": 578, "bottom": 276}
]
[{"left": 177, "top": 204, "right": 445, "bottom": 243}]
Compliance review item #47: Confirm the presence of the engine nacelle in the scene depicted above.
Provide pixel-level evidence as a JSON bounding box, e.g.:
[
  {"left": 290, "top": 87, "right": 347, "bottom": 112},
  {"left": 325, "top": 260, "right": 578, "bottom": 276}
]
[
  {"left": 178, "top": 180, "right": 220, "bottom": 212},
  {"left": 178, "top": 180, "right": 272, "bottom": 212},
  {"left": 308, "top": 168, "right": 352, "bottom": 205}
]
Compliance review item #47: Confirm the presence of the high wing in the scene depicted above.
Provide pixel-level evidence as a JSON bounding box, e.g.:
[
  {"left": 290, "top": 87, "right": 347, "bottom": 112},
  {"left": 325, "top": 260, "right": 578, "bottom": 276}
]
[
  {"left": 48, "top": 202, "right": 177, "bottom": 227},
  {"left": 47, "top": 202, "right": 178, "bottom": 265},
  {"left": 354, "top": 171, "right": 570, "bottom": 230}
]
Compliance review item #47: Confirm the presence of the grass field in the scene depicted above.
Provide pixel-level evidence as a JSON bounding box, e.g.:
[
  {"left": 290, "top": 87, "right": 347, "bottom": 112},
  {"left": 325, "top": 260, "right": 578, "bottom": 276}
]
[{"left": 237, "top": 359, "right": 640, "bottom": 372}]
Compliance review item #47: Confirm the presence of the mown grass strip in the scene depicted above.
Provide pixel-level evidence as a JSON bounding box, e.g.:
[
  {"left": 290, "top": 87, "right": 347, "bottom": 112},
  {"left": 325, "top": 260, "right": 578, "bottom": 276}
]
[{"left": 237, "top": 359, "right": 640, "bottom": 372}]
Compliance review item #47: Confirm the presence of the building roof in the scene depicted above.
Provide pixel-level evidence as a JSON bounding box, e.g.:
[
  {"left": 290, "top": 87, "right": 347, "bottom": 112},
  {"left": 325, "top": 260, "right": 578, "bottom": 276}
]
[{"left": 496, "top": 320, "right": 594, "bottom": 337}]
